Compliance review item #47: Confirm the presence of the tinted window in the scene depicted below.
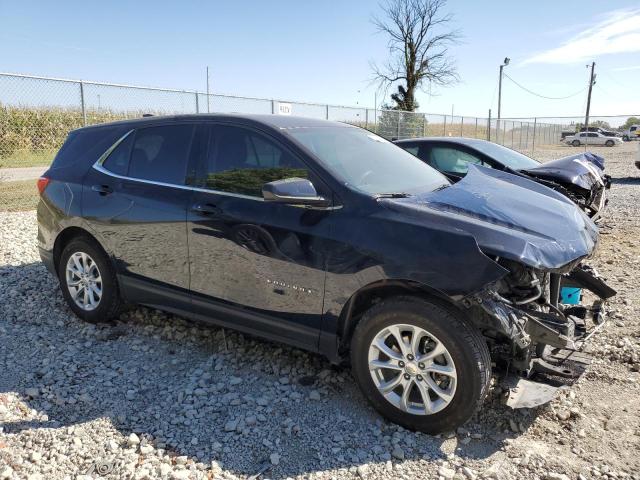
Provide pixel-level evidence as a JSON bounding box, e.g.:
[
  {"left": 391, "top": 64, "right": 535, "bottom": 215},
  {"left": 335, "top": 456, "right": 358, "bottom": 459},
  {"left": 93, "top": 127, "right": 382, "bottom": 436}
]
[
  {"left": 52, "top": 126, "right": 127, "bottom": 170},
  {"left": 462, "top": 141, "right": 539, "bottom": 169},
  {"left": 587, "top": 133, "right": 598, "bottom": 138},
  {"left": 399, "top": 144, "right": 420, "bottom": 156},
  {"left": 102, "top": 132, "right": 134, "bottom": 175},
  {"left": 289, "top": 127, "right": 448, "bottom": 195},
  {"left": 128, "top": 125, "right": 194, "bottom": 184},
  {"left": 430, "top": 147, "right": 485, "bottom": 174},
  {"left": 202, "top": 125, "right": 309, "bottom": 197}
]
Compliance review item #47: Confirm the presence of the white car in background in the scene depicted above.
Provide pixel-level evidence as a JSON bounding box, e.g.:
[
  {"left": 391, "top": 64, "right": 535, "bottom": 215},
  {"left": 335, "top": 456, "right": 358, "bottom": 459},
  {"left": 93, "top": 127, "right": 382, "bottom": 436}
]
[{"left": 565, "top": 132, "right": 623, "bottom": 147}]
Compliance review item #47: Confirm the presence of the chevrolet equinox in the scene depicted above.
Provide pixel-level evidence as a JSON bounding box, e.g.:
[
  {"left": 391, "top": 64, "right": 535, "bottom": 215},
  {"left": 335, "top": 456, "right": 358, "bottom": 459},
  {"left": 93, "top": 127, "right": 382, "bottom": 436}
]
[{"left": 38, "top": 114, "right": 615, "bottom": 433}]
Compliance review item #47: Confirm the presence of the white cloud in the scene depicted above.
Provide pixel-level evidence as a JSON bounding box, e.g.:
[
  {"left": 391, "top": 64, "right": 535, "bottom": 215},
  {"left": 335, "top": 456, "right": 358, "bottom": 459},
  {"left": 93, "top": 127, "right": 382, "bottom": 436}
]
[{"left": 523, "top": 8, "right": 640, "bottom": 64}]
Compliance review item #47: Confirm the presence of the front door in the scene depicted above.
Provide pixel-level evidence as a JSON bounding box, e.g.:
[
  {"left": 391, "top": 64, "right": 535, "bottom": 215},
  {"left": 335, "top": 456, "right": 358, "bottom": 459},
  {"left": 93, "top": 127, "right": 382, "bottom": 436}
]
[{"left": 187, "top": 123, "right": 332, "bottom": 350}]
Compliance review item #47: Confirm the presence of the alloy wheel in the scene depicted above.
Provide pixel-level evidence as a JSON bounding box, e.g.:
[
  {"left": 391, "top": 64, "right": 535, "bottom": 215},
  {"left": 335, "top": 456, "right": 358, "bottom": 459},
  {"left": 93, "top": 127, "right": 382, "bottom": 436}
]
[
  {"left": 65, "top": 251, "right": 103, "bottom": 311},
  {"left": 367, "top": 324, "right": 457, "bottom": 415}
]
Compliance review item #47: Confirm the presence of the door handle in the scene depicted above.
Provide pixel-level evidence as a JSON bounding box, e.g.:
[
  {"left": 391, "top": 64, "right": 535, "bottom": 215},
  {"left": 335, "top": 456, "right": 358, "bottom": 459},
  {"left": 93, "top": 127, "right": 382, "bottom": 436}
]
[
  {"left": 91, "top": 184, "right": 113, "bottom": 195},
  {"left": 191, "top": 203, "right": 220, "bottom": 215}
]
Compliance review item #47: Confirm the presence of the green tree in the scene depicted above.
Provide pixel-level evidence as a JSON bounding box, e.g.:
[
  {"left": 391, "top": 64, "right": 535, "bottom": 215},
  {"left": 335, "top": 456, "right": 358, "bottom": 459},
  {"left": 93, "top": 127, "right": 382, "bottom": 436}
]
[{"left": 622, "top": 116, "right": 640, "bottom": 130}]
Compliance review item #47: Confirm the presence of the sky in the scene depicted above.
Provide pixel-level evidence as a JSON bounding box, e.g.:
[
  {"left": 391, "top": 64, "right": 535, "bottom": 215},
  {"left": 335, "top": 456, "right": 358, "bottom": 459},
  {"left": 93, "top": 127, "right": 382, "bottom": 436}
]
[{"left": 0, "top": 0, "right": 639, "bottom": 121}]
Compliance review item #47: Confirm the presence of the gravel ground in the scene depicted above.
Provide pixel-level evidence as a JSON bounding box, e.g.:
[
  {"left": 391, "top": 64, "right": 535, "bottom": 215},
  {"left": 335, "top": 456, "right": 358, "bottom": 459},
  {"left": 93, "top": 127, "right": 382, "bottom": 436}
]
[{"left": 1, "top": 142, "right": 639, "bottom": 480}]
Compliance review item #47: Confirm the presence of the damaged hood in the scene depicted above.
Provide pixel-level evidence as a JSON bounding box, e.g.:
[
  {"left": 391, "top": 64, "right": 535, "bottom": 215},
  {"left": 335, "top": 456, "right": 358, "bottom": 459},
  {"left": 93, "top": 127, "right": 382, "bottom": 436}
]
[
  {"left": 520, "top": 152, "right": 606, "bottom": 191},
  {"left": 381, "top": 165, "right": 598, "bottom": 270}
]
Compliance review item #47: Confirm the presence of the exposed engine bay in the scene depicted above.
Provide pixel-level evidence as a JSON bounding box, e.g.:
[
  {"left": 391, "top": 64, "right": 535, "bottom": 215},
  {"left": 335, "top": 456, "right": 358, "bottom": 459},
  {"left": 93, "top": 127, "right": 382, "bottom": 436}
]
[{"left": 466, "top": 259, "right": 616, "bottom": 408}]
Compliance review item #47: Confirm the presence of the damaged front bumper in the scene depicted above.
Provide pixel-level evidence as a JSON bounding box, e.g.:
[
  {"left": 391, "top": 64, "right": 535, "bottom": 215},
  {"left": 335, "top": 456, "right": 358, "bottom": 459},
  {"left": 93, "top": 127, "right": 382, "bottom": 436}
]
[{"left": 475, "top": 265, "right": 616, "bottom": 408}]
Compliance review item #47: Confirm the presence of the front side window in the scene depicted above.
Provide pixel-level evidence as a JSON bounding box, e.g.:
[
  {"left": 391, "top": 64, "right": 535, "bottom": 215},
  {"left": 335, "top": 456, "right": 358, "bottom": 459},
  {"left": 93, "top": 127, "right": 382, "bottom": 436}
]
[
  {"left": 202, "top": 125, "right": 309, "bottom": 197},
  {"left": 429, "top": 147, "right": 484, "bottom": 174},
  {"left": 127, "top": 124, "right": 194, "bottom": 184}
]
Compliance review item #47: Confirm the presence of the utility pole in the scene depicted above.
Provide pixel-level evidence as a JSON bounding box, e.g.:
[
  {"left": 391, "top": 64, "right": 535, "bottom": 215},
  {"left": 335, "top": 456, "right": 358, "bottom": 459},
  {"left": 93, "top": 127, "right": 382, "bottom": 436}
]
[
  {"left": 584, "top": 62, "right": 596, "bottom": 131},
  {"left": 206, "top": 66, "right": 211, "bottom": 113},
  {"left": 497, "top": 57, "right": 510, "bottom": 139}
]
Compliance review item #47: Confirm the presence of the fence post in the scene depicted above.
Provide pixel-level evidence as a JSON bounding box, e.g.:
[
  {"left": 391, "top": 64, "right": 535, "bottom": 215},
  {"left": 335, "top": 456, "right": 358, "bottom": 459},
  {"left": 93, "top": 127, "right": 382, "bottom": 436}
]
[
  {"left": 443, "top": 115, "right": 447, "bottom": 136},
  {"left": 326, "top": 104, "right": 329, "bottom": 120},
  {"left": 532, "top": 118, "right": 537, "bottom": 154},
  {"left": 271, "top": 100, "right": 275, "bottom": 115},
  {"left": 487, "top": 110, "right": 491, "bottom": 141},
  {"left": 475, "top": 117, "right": 478, "bottom": 139},
  {"left": 79, "top": 81, "right": 87, "bottom": 126},
  {"left": 397, "top": 113, "right": 401, "bottom": 139},
  {"left": 460, "top": 117, "right": 464, "bottom": 137},
  {"left": 195, "top": 92, "right": 199, "bottom": 113},
  {"left": 365, "top": 109, "right": 369, "bottom": 130},
  {"left": 423, "top": 115, "right": 427, "bottom": 137}
]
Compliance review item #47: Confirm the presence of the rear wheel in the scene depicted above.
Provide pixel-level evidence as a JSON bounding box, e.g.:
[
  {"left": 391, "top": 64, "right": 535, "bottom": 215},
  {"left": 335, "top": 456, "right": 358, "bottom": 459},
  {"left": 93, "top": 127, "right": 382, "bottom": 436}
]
[
  {"left": 350, "top": 296, "right": 491, "bottom": 433},
  {"left": 572, "top": 139, "right": 580, "bottom": 147},
  {"left": 605, "top": 140, "right": 614, "bottom": 147},
  {"left": 58, "top": 238, "right": 122, "bottom": 323}
]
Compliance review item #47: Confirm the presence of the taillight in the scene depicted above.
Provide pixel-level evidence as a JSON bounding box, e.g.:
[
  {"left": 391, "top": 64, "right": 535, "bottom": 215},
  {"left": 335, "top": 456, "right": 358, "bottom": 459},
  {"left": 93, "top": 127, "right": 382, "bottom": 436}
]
[{"left": 37, "top": 176, "right": 51, "bottom": 195}]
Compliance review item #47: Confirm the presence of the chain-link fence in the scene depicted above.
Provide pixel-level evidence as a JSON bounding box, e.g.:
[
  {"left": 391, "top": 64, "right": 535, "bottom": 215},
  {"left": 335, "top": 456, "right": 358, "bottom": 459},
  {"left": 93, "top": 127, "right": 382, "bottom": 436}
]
[{"left": 1, "top": 72, "right": 638, "bottom": 210}]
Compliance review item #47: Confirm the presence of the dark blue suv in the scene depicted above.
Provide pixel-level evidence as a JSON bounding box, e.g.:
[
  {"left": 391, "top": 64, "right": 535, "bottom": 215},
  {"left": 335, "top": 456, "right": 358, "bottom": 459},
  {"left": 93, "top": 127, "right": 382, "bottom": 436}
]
[{"left": 37, "top": 114, "right": 614, "bottom": 433}]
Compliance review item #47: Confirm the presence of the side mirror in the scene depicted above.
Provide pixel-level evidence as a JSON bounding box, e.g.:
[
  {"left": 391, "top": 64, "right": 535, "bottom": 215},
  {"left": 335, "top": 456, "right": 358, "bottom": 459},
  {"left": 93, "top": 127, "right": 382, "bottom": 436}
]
[{"left": 262, "top": 177, "right": 329, "bottom": 207}]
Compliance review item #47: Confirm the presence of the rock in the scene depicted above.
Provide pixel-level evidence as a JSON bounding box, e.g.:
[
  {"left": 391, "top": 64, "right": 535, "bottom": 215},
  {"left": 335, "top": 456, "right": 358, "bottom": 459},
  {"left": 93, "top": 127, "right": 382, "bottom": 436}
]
[
  {"left": 279, "top": 376, "right": 290, "bottom": 385},
  {"left": 125, "top": 389, "right": 137, "bottom": 400},
  {"left": 357, "top": 465, "right": 368, "bottom": 477},
  {"left": 509, "top": 419, "right": 519, "bottom": 432},
  {"left": 30, "top": 451, "right": 42, "bottom": 462},
  {"left": 0, "top": 467, "right": 13, "bottom": 480},
  {"left": 127, "top": 432, "right": 141, "bottom": 446},
  {"left": 438, "top": 466, "right": 457, "bottom": 479},
  {"left": 462, "top": 466, "right": 477, "bottom": 479},
  {"left": 140, "top": 443, "right": 154, "bottom": 454},
  {"left": 546, "top": 473, "right": 570, "bottom": 480},
  {"left": 391, "top": 445, "right": 405, "bottom": 460},
  {"left": 556, "top": 409, "right": 571, "bottom": 421},
  {"left": 24, "top": 387, "right": 39, "bottom": 398},
  {"left": 270, "top": 453, "right": 280, "bottom": 465},
  {"left": 309, "top": 390, "right": 321, "bottom": 401},
  {"left": 224, "top": 419, "right": 238, "bottom": 432},
  {"left": 171, "top": 471, "right": 191, "bottom": 480}
]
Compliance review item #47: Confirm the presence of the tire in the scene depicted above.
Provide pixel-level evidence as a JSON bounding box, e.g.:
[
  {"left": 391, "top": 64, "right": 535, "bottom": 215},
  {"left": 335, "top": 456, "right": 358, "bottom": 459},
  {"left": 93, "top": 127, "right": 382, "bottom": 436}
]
[
  {"left": 623, "top": 135, "right": 629, "bottom": 142},
  {"left": 58, "top": 237, "right": 122, "bottom": 323},
  {"left": 571, "top": 139, "right": 580, "bottom": 147},
  {"left": 605, "top": 140, "right": 614, "bottom": 147},
  {"left": 350, "top": 296, "right": 491, "bottom": 434}
]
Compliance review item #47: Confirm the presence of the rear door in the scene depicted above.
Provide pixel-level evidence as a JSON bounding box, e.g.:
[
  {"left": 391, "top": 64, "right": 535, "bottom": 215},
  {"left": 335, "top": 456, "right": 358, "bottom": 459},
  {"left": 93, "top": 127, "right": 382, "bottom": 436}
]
[
  {"left": 416, "top": 143, "right": 491, "bottom": 181},
  {"left": 82, "top": 122, "right": 198, "bottom": 303},
  {"left": 186, "top": 122, "right": 332, "bottom": 350}
]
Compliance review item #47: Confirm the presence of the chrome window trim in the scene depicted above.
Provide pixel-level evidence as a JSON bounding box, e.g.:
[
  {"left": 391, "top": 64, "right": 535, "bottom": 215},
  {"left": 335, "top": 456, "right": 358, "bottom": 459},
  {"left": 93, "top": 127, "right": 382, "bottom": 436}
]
[{"left": 96, "top": 129, "right": 134, "bottom": 166}]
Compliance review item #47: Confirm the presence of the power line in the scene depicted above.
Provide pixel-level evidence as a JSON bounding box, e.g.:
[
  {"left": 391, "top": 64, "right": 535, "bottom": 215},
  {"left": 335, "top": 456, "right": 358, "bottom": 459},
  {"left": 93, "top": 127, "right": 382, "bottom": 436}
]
[{"left": 503, "top": 72, "right": 587, "bottom": 100}]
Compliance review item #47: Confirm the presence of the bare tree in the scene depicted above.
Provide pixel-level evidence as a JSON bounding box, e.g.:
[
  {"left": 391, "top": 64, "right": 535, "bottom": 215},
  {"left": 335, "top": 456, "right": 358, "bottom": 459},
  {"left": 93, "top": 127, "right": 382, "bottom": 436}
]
[{"left": 372, "top": 0, "right": 460, "bottom": 111}]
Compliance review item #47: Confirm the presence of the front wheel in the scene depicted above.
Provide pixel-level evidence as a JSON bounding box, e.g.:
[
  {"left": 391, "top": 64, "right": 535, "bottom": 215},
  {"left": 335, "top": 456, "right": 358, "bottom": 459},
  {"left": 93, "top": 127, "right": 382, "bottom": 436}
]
[
  {"left": 572, "top": 139, "right": 581, "bottom": 147},
  {"left": 58, "top": 238, "right": 122, "bottom": 323},
  {"left": 605, "top": 140, "right": 614, "bottom": 147},
  {"left": 350, "top": 296, "right": 491, "bottom": 434}
]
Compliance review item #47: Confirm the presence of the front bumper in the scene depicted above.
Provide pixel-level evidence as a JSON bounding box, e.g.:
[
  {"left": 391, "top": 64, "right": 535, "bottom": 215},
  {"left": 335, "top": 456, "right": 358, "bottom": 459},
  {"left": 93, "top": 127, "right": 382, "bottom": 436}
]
[{"left": 478, "top": 266, "right": 616, "bottom": 408}]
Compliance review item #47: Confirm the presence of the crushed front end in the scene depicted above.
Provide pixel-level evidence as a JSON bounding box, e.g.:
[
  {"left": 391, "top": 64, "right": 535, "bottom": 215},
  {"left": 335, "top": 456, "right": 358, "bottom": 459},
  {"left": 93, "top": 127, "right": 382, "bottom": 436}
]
[{"left": 465, "top": 259, "right": 616, "bottom": 408}]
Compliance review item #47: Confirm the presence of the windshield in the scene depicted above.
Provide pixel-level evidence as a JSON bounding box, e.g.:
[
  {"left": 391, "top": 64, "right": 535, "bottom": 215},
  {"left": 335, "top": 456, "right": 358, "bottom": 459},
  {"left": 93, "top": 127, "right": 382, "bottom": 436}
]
[
  {"left": 469, "top": 141, "right": 540, "bottom": 170},
  {"left": 288, "top": 127, "right": 449, "bottom": 195}
]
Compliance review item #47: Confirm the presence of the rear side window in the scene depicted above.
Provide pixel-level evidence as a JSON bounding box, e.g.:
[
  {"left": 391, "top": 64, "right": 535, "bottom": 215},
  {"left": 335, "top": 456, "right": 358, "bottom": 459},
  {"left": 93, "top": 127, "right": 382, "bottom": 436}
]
[
  {"left": 102, "top": 133, "right": 134, "bottom": 176},
  {"left": 127, "top": 125, "right": 194, "bottom": 184},
  {"left": 52, "top": 126, "right": 127, "bottom": 170}
]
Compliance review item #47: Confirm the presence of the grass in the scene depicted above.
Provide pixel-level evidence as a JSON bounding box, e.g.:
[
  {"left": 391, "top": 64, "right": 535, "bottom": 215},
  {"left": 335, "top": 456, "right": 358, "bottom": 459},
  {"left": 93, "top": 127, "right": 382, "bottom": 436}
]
[
  {"left": 0, "top": 179, "right": 39, "bottom": 211},
  {"left": 0, "top": 149, "right": 55, "bottom": 168}
]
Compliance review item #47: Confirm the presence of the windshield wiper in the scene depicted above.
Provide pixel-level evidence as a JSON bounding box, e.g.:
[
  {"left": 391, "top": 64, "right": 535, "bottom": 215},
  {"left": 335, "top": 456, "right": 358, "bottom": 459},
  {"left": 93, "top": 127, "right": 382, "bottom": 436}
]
[{"left": 375, "top": 192, "right": 412, "bottom": 198}]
